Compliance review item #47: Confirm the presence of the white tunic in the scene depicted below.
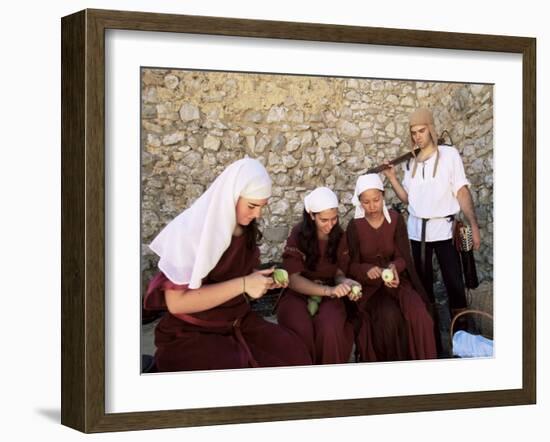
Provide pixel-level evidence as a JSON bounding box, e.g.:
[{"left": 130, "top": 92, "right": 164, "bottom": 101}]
[{"left": 402, "top": 145, "right": 470, "bottom": 242}]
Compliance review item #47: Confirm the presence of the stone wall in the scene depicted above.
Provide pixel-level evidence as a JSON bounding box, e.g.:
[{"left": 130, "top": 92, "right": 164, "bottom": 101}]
[{"left": 141, "top": 68, "right": 493, "bottom": 293}]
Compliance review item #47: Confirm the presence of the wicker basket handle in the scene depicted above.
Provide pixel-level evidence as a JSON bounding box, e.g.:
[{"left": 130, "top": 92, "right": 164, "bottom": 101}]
[{"left": 449, "top": 309, "right": 494, "bottom": 350}]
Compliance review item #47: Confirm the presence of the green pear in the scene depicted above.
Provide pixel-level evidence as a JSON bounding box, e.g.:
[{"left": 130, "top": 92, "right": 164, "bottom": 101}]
[
  {"left": 310, "top": 295, "right": 322, "bottom": 303},
  {"left": 307, "top": 299, "right": 319, "bottom": 316},
  {"left": 273, "top": 268, "right": 289, "bottom": 285}
]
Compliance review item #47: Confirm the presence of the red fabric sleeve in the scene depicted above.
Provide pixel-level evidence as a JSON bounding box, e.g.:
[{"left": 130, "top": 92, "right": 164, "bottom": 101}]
[
  {"left": 390, "top": 251, "right": 407, "bottom": 273},
  {"left": 143, "top": 272, "right": 189, "bottom": 311}
]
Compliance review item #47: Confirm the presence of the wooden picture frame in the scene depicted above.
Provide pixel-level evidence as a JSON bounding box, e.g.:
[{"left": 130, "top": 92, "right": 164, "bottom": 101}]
[{"left": 61, "top": 8, "right": 536, "bottom": 433}]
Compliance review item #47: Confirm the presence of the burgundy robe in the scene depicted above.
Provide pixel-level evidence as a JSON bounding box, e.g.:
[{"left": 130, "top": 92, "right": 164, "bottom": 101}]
[
  {"left": 144, "top": 234, "right": 312, "bottom": 372},
  {"left": 276, "top": 225, "right": 355, "bottom": 364},
  {"left": 347, "top": 210, "right": 437, "bottom": 362}
]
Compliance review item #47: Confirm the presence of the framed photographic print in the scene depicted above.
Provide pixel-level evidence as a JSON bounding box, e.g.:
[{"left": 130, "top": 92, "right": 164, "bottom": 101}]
[{"left": 61, "top": 8, "right": 536, "bottom": 433}]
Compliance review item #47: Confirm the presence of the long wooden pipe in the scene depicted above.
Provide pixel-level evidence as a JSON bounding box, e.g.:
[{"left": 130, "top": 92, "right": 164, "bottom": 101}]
[{"left": 366, "top": 147, "right": 421, "bottom": 174}]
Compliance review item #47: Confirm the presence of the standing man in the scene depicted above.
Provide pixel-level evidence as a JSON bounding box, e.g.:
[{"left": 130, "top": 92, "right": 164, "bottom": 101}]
[{"left": 383, "top": 107, "right": 480, "bottom": 353}]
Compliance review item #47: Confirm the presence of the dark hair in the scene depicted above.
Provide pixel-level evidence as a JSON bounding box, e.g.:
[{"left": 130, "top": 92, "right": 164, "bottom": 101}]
[
  {"left": 297, "top": 209, "right": 343, "bottom": 271},
  {"left": 242, "top": 219, "right": 262, "bottom": 250},
  {"left": 346, "top": 219, "right": 360, "bottom": 264}
]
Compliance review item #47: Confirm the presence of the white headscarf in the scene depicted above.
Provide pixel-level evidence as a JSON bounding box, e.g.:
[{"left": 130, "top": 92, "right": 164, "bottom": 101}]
[
  {"left": 149, "top": 157, "right": 272, "bottom": 288},
  {"left": 303, "top": 187, "right": 339, "bottom": 214},
  {"left": 351, "top": 174, "right": 391, "bottom": 223}
]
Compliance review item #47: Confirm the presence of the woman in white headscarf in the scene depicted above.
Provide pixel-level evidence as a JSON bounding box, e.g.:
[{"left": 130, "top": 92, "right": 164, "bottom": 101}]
[
  {"left": 275, "top": 187, "right": 359, "bottom": 365},
  {"left": 346, "top": 174, "right": 437, "bottom": 362},
  {"left": 144, "top": 158, "right": 311, "bottom": 372}
]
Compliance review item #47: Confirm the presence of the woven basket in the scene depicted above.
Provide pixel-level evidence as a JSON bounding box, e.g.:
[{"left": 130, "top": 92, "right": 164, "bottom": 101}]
[
  {"left": 449, "top": 309, "right": 494, "bottom": 354},
  {"left": 466, "top": 280, "right": 493, "bottom": 337}
]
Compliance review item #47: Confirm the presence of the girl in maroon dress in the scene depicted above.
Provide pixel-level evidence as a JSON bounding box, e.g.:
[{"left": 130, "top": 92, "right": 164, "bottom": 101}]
[
  {"left": 144, "top": 158, "right": 311, "bottom": 372},
  {"left": 347, "top": 174, "right": 437, "bottom": 362},
  {"left": 276, "top": 187, "right": 359, "bottom": 364}
]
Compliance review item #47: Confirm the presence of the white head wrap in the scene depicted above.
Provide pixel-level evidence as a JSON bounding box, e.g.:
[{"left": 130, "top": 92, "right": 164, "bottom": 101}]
[
  {"left": 303, "top": 187, "right": 339, "bottom": 214},
  {"left": 351, "top": 174, "right": 391, "bottom": 223},
  {"left": 149, "top": 158, "right": 272, "bottom": 288}
]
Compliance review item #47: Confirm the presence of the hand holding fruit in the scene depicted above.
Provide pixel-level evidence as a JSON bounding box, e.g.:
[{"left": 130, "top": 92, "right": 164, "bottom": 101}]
[
  {"left": 339, "top": 277, "right": 362, "bottom": 301},
  {"left": 382, "top": 264, "right": 400, "bottom": 288},
  {"left": 243, "top": 269, "right": 276, "bottom": 299},
  {"left": 348, "top": 284, "right": 363, "bottom": 302},
  {"left": 330, "top": 283, "right": 351, "bottom": 298}
]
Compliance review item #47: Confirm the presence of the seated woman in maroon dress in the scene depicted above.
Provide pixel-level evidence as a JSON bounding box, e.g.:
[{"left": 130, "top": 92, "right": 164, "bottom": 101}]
[
  {"left": 347, "top": 174, "right": 437, "bottom": 362},
  {"left": 144, "top": 158, "right": 312, "bottom": 372},
  {"left": 276, "top": 187, "right": 360, "bottom": 365}
]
